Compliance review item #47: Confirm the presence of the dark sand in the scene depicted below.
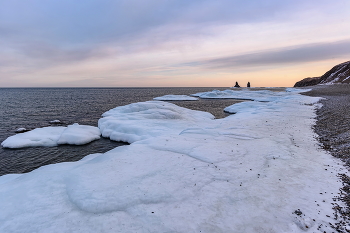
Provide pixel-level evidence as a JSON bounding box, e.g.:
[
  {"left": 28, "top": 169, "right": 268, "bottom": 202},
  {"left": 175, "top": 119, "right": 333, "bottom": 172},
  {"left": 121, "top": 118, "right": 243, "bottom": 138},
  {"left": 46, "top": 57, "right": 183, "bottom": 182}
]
[{"left": 303, "top": 85, "right": 350, "bottom": 231}]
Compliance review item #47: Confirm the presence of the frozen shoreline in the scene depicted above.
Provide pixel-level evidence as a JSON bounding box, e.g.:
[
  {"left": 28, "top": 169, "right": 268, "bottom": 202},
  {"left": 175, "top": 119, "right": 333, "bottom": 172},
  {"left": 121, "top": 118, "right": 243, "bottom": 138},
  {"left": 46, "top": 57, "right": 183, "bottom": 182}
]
[{"left": 0, "top": 88, "right": 347, "bottom": 232}]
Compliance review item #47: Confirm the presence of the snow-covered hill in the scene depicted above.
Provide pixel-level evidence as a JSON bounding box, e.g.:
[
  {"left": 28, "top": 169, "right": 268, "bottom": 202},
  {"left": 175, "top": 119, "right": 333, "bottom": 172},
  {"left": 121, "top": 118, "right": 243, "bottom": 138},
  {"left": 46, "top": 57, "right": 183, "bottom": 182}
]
[{"left": 294, "top": 61, "right": 350, "bottom": 87}]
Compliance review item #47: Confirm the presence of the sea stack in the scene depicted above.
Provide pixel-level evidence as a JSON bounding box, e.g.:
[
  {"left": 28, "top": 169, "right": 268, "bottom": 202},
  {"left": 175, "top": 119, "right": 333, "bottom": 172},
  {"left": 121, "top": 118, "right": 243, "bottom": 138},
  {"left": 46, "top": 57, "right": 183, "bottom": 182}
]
[{"left": 234, "top": 82, "right": 240, "bottom": 88}]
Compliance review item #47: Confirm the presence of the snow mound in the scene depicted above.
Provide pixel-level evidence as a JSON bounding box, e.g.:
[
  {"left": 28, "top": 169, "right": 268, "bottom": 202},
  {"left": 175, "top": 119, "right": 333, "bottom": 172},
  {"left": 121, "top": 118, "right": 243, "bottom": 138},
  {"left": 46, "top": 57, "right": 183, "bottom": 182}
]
[
  {"left": 98, "top": 101, "right": 214, "bottom": 143},
  {"left": 57, "top": 124, "right": 101, "bottom": 145},
  {"left": 153, "top": 95, "right": 198, "bottom": 101},
  {"left": 1, "top": 123, "right": 101, "bottom": 148}
]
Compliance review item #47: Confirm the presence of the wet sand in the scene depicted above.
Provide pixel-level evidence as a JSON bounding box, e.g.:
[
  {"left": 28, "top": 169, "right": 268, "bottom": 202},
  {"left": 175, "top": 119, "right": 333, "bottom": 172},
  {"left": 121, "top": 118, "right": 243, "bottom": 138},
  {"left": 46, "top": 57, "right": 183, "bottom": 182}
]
[{"left": 303, "top": 84, "right": 350, "bottom": 231}]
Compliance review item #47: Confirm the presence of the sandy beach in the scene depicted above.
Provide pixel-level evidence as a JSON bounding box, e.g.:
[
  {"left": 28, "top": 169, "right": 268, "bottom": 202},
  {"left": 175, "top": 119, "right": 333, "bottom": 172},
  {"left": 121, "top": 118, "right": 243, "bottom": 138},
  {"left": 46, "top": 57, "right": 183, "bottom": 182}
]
[{"left": 303, "top": 84, "right": 350, "bottom": 231}]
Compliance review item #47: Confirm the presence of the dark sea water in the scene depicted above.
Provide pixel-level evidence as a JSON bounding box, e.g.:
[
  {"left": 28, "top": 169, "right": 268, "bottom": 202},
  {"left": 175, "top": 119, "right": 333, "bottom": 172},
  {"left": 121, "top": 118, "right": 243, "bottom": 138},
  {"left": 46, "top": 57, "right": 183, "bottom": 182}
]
[{"left": 0, "top": 87, "right": 244, "bottom": 176}]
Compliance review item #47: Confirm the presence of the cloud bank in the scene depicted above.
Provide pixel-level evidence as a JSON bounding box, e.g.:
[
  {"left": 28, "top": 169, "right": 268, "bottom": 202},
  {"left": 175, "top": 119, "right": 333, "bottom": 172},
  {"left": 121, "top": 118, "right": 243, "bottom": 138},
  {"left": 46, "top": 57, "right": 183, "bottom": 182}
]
[{"left": 183, "top": 40, "right": 350, "bottom": 70}]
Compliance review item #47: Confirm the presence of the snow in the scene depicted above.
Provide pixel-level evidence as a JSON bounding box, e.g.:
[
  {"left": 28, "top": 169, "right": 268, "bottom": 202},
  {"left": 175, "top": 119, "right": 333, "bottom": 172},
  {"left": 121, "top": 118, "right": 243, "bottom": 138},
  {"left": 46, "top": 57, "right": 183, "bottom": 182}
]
[
  {"left": 153, "top": 94, "right": 198, "bottom": 101},
  {"left": 327, "top": 76, "right": 340, "bottom": 85},
  {"left": 191, "top": 88, "right": 309, "bottom": 102},
  {"left": 57, "top": 123, "right": 101, "bottom": 145},
  {"left": 224, "top": 101, "right": 277, "bottom": 114},
  {"left": 98, "top": 101, "right": 214, "bottom": 143},
  {"left": 0, "top": 89, "right": 347, "bottom": 232},
  {"left": 1, "top": 123, "right": 101, "bottom": 148}
]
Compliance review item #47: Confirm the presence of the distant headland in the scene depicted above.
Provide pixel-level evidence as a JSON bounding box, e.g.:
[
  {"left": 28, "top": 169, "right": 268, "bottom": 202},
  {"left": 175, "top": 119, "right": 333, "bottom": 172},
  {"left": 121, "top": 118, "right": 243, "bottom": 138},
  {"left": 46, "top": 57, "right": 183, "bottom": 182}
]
[{"left": 294, "top": 61, "right": 350, "bottom": 87}]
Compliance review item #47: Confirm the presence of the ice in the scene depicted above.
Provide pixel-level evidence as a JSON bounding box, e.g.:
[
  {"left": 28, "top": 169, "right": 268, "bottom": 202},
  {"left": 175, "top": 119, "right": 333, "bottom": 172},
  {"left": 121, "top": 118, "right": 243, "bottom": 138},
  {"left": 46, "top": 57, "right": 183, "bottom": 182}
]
[
  {"left": 191, "top": 88, "right": 296, "bottom": 102},
  {"left": 153, "top": 95, "right": 198, "bottom": 101},
  {"left": 98, "top": 101, "right": 214, "bottom": 143},
  {"left": 224, "top": 101, "right": 277, "bottom": 114},
  {"left": 0, "top": 89, "right": 346, "bottom": 232},
  {"left": 57, "top": 123, "right": 101, "bottom": 145},
  {"left": 1, "top": 126, "right": 66, "bottom": 148},
  {"left": 1, "top": 123, "right": 101, "bottom": 148}
]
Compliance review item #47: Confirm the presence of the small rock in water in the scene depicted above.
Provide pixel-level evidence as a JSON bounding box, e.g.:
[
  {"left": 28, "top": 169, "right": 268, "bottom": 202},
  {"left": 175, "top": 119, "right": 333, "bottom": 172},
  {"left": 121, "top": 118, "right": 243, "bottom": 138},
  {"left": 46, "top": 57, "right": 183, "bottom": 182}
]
[
  {"left": 233, "top": 81, "right": 241, "bottom": 88},
  {"left": 15, "top": 128, "right": 28, "bottom": 133},
  {"left": 49, "top": 120, "right": 61, "bottom": 124}
]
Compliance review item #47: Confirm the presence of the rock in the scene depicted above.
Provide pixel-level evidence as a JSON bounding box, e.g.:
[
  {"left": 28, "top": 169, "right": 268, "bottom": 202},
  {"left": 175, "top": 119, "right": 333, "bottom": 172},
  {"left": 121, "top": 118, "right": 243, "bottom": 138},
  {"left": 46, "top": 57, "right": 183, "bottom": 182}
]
[
  {"left": 49, "top": 120, "right": 61, "bottom": 124},
  {"left": 15, "top": 128, "right": 29, "bottom": 133},
  {"left": 247, "top": 82, "right": 251, "bottom": 88},
  {"left": 294, "top": 61, "right": 350, "bottom": 87},
  {"left": 294, "top": 77, "right": 321, "bottom": 87},
  {"left": 234, "top": 82, "right": 240, "bottom": 88},
  {"left": 293, "top": 209, "right": 303, "bottom": 216}
]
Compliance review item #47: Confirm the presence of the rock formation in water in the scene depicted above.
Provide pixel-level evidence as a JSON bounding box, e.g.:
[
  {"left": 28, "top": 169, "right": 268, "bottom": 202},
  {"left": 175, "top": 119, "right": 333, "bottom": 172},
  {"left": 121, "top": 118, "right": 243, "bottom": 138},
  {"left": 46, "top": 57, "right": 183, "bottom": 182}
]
[
  {"left": 247, "top": 82, "right": 251, "bottom": 88},
  {"left": 234, "top": 82, "right": 240, "bottom": 88},
  {"left": 294, "top": 61, "right": 350, "bottom": 87}
]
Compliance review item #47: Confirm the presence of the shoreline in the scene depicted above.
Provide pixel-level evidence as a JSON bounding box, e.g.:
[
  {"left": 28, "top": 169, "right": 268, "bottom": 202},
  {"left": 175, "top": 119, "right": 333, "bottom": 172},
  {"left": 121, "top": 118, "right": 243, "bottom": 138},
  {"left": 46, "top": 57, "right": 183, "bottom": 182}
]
[
  {"left": 303, "top": 85, "right": 350, "bottom": 231},
  {"left": 0, "top": 87, "right": 347, "bottom": 232}
]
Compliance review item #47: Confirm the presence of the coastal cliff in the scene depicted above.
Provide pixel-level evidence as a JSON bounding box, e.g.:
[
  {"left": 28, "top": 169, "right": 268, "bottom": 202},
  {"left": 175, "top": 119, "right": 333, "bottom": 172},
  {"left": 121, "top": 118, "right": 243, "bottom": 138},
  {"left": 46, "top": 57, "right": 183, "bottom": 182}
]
[{"left": 294, "top": 61, "right": 350, "bottom": 87}]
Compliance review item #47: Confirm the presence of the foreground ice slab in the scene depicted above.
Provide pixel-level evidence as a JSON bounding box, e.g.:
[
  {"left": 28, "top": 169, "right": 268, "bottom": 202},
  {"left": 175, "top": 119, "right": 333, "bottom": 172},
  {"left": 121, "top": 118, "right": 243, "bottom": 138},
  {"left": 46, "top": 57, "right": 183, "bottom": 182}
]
[
  {"left": 0, "top": 89, "right": 347, "bottom": 232},
  {"left": 1, "top": 123, "right": 101, "bottom": 148},
  {"left": 153, "top": 94, "right": 198, "bottom": 101}
]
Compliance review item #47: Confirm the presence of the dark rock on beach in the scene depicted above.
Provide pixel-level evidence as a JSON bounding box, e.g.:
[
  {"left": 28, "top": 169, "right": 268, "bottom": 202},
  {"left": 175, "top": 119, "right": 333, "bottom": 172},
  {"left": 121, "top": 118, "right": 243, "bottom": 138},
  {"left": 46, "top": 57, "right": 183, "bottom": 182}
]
[{"left": 294, "top": 61, "right": 350, "bottom": 87}]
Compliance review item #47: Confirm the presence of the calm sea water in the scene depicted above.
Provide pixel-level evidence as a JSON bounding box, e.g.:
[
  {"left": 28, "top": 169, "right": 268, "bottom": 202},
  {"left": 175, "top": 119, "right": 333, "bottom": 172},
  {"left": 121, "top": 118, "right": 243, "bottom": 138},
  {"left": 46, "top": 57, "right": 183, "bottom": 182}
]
[{"left": 0, "top": 87, "right": 244, "bottom": 176}]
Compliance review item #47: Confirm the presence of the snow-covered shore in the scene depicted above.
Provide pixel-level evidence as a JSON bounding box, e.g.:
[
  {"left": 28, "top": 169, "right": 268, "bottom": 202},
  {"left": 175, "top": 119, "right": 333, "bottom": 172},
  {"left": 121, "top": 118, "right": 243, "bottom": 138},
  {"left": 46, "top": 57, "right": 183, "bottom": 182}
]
[{"left": 0, "top": 88, "right": 346, "bottom": 232}]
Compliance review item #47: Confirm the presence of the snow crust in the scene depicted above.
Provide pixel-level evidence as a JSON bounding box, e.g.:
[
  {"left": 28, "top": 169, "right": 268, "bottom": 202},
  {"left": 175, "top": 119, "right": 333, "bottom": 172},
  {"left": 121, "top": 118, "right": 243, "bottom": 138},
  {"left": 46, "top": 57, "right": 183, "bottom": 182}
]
[
  {"left": 153, "top": 94, "right": 198, "bottom": 101},
  {"left": 0, "top": 89, "right": 346, "bottom": 232},
  {"left": 1, "top": 123, "right": 101, "bottom": 148}
]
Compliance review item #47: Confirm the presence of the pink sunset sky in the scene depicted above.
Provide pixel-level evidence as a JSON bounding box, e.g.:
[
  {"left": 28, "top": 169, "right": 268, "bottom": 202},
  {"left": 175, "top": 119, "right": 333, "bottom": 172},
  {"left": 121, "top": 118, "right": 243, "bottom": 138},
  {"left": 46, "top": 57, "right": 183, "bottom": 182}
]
[{"left": 1, "top": 0, "right": 350, "bottom": 87}]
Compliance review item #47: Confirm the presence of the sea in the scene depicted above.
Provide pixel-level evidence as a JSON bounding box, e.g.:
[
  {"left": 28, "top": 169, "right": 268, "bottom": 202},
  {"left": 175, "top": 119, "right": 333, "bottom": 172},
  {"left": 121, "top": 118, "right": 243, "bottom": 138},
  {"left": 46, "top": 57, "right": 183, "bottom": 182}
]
[{"left": 0, "top": 87, "right": 245, "bottom": 176}]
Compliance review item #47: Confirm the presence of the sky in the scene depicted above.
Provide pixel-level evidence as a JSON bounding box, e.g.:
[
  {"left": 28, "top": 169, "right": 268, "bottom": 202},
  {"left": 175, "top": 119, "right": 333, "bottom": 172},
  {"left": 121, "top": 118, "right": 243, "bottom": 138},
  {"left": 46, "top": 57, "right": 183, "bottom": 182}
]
[{"left": 1, "top": 0, "right": 350, "bottom": 87}]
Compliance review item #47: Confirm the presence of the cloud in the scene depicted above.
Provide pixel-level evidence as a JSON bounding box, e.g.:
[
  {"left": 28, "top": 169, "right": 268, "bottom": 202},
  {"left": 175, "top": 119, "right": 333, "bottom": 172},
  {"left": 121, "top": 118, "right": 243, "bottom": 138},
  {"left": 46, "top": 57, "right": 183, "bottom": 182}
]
[
  {"left": 182, "top": 40, "right": 350, "bottom": 70},
  {"left": 0, "top": 0, "right": 343, "bottom": 61},
  {"left": 1, "top": 0, "right": 350, "bottom": 87},
  {"left": 0, "top": 0, "right": 327, "bottom": 46},
  {"left": 0, "top": 0, "right": 337, "bottom": 67}
]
